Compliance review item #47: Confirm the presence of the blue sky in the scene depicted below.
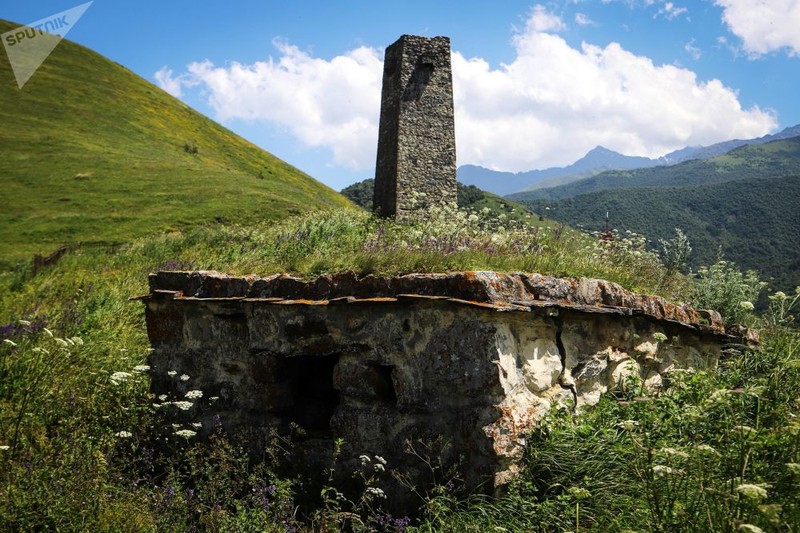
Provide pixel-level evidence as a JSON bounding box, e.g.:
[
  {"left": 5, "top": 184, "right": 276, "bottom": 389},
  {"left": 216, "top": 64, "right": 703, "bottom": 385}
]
[{"left": 4, "top": 1, "right": 800, "bottom": 190}]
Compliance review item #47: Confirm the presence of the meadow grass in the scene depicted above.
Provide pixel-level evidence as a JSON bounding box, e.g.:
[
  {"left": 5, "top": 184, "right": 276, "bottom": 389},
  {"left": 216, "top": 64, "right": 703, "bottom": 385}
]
[{"left": 2, "top": 205, "right": 795, "bottom": 531}]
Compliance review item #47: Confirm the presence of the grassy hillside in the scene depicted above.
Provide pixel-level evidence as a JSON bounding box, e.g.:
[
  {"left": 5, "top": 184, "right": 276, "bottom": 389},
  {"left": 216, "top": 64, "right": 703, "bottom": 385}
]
[
  {"left": 520, "top": 175, "right": 800, "bottom": 291},
  {"left": 0, "top": 19, "right": 351, "bottom": 268},
  {"left": 510, "top": 137, "right": 800, "bottom": 202}
]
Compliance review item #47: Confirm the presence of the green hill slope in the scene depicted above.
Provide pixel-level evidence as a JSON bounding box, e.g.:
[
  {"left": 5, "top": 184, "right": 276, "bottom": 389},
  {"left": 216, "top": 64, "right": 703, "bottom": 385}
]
[
  {"left": 521, "top": 175, "right": 800, "bottom": 291},
  {"left": 0, "top": 19, "right": 351, "bottom": 268},
  {"left": 509, "top": 137, "right": 800, "bottom": 202}
]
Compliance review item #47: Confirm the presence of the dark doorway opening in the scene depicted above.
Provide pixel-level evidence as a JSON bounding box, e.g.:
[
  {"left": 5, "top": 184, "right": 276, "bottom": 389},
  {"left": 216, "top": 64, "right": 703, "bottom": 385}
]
[{"left": 273, "top": 354, "right": 340, "bottom": 437}]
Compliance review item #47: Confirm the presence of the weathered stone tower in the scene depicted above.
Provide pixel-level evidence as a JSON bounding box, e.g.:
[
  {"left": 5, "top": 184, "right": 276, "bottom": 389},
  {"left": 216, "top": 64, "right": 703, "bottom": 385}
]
[{"left": 373, "top": 35, "right": 457, "bottom": 219}]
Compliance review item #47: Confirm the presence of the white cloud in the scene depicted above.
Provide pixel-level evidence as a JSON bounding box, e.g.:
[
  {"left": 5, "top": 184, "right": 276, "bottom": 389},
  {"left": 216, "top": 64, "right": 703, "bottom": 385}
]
[
  {"left": 156, "top": 5, "right": 776, "bottom": 174},
  {"left": 657, "top": 2, "right": 688, "bottom": 19},
  {"left": 451, "top": 26, "right": 774, "bottom": 171},
  {"left": 716, "top": 0, "right": 800, "bottom": 57},
  {"left": 685, "top": 39, "right": 702, "bottom": 60},
  {"left": 527, "top": 5, "right": 567, "bottom": 32},
  {"left": 166, "top": 40, "right": 383, "bottom": 169},
  {"left": 575, "top": 12, "right": 595, "bottom": 26},
  {"left": 154, "top": 67, "right": 183, "bottom": 98}
]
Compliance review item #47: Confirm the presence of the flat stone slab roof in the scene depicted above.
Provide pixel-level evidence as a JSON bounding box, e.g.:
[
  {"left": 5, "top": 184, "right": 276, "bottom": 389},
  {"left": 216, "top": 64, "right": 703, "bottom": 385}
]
[{"left": 135, "top": 270, "right": 755, "bottom": 342}]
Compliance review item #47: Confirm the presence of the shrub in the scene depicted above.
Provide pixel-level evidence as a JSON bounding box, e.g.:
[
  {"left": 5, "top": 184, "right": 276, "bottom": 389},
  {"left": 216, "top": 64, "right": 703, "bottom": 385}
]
[
  {"left": 692, "top": 258, "right": 766, "bottom": 325},
  {"left": 660, "top": 227, "right": 693, "bottom": 275},
  {"left": 183, "top": 141, "right": 198, "bottom": 154}
]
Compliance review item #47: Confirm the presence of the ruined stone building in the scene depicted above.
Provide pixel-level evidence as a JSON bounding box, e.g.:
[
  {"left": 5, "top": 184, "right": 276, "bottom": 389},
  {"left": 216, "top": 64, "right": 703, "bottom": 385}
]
[{"left": 137, "top": 270, "right": 747, "bottom": 511}]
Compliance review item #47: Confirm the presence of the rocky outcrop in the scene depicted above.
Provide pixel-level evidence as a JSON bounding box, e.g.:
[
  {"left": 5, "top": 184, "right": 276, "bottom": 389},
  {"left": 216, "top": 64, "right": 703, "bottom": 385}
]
[{"left": 135, "top": 270, "right": 751, "bottom": 511}]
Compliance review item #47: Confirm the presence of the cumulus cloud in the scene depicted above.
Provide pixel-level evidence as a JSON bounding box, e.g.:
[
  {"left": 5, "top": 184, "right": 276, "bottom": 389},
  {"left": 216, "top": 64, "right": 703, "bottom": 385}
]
[
  {"left": 168, "top": 40, "right": 383, "bottom": 169},
  {"left": 156, "top": 4, "right": 775, "bottom": 173},
  {"left": 451, "top": 21, "right": 774, "bottom": 170},
  {"left": 527, "top": 4, "right": 567, "bottom": 32},
  {"left": 575, "top": 13, "right": 595, "bottom": 26},
  {"left": 716, "top": 0, "right": 800, "bottom": 57},
  {"left": 154, "top": 67, "right": 184, "bottom": 98}
]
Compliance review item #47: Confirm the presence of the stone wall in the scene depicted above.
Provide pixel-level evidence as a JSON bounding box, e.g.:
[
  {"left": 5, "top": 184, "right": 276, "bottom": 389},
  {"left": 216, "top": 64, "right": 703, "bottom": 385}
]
[
  {"left": 136, "top": 271, "right": 751, "bottom": 512},
  {"left": 373, "top": 35, "right": 457, "bottom": 219}
]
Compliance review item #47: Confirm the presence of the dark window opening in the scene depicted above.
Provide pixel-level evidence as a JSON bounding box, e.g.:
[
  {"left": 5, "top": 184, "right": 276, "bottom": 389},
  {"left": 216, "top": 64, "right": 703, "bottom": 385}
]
[
  {"left": 368, "top": 364, "right": 397, "bottom": 404},
  {"left": 272, "top": 354, "right": 340, "bottom": 437}
]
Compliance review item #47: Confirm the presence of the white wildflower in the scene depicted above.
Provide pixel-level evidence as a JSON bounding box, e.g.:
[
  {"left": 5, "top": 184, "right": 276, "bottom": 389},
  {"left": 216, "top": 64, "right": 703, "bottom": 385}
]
[
  {"left": 172, "top": 401, "right": 194, "bottom": 411},
  {"left": 736, "top": 484, "right": 768, "bottom": 501},
  {"left": 786, "top": 463, "right": 800, "bottom": 475},
  {"left": 174, "top": 429, "right": 197, "bottom": 439},
  {"left": 660, "top": 447, "right": 690, "bottom": 459},
  {"left": 359, "top": 454, "right": 371, "bottom": 465},
  {"left": 772, "top": 291, "right": 788, "bottom": 301},
  {"left": 738, "top": 525, "right": 764, "bottom": 533},
  {"left": 43, "top": 328, "right": 53, "bottom": 337},
  {"left": 152, "top": 404, "right": 161, "bottom": 409},
  {"left": 133, "top": 365, "right": 150, "bottom": 373},
  {"left": 708, "top": 389, "right": 731, "bottom": 403},
  {"left": 110, "top": 371, "right": 132, "bottom": 384},
  {"left": 209, "top": 396, "right": 220, "bottom": 402},
  {"left": 18, "top": 320, "right": 31, "bottom": 326},
  {"left": 374, "top": 455, "right": 387, "bottom": 466},
  {"left": 180, "top": 374, "right": 190, "bottom": 381},
  {"left": 365, "top": 487, "right": 385, "bottom": 498},
  {"left": 185, "top": 390, "right": 203, "bottom": 400},
  {"left": 694, "top": 444, "right": 719, "bottom": 455},
  {"left": 190, "top": 422, "right": 202, "bottom": 429},
  {"left": 167, "top": 370, "right": 177, "bottom": 377},
  {"left": 653, "top": 332, "right": 668, "bottom": 343},
  {"left": 55, "top": 338, "right": 69, "bottom": 347},
  {"left": 739, "top": 301, "right": 755, "bottom": 311},
  {"left": 71, "top": 336, "right": 83, "bottom": 345},
  {"left": 158, "top": 394, "right": 168, "bottom": 401},
  {"left": 652, "top": 465, "right": 675, "bottom": 477},
  {"left": 3, "top": 339, "right": 17, "bottom": 347},
  {"left": 617, "top": 420, "right": 638, "bottom": 431},
  {"left": 171, "top": 424, "right": 181, "bottom": 429},
  {"left": 568, "top": 486, "right": 591, "bottom": 500},
  {"left": 733, "top": 425, "right": 756, "bottom": 436},
  {"left": 0, "top": 445, "right": 10, "bottom": 451},
  {"left": 374, "top": 463, "right": 385, "bottom": 473},
  {"left": 115, "top": 431, "right": 132, "bottom": 438}
]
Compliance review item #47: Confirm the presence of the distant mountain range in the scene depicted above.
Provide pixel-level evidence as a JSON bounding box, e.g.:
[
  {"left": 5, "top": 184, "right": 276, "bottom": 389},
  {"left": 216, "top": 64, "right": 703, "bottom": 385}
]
[
  {"left": 509, "top": 137, "right": 800, "bottom": 202},
  {"left": 510, "top": 137, "right": 800, "bottom": 293},
  {"left": 457, "top": 125, "right": 800, "bottom": 196}
]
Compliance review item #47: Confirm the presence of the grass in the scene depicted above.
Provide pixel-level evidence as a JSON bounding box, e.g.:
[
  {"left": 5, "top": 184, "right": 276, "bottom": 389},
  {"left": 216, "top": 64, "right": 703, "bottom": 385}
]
[
  {"left": 4, "top": 202, "right": 792, "bottom": 531},
  {"left": 0, "top": 19, "right": 351, "bottom": 269}
]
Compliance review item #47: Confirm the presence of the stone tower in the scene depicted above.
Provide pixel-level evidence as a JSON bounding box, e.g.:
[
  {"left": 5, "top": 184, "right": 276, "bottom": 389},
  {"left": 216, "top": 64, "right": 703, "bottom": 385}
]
[{"left": 373, "top": 35, "right": 457, "bottom": 220}]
